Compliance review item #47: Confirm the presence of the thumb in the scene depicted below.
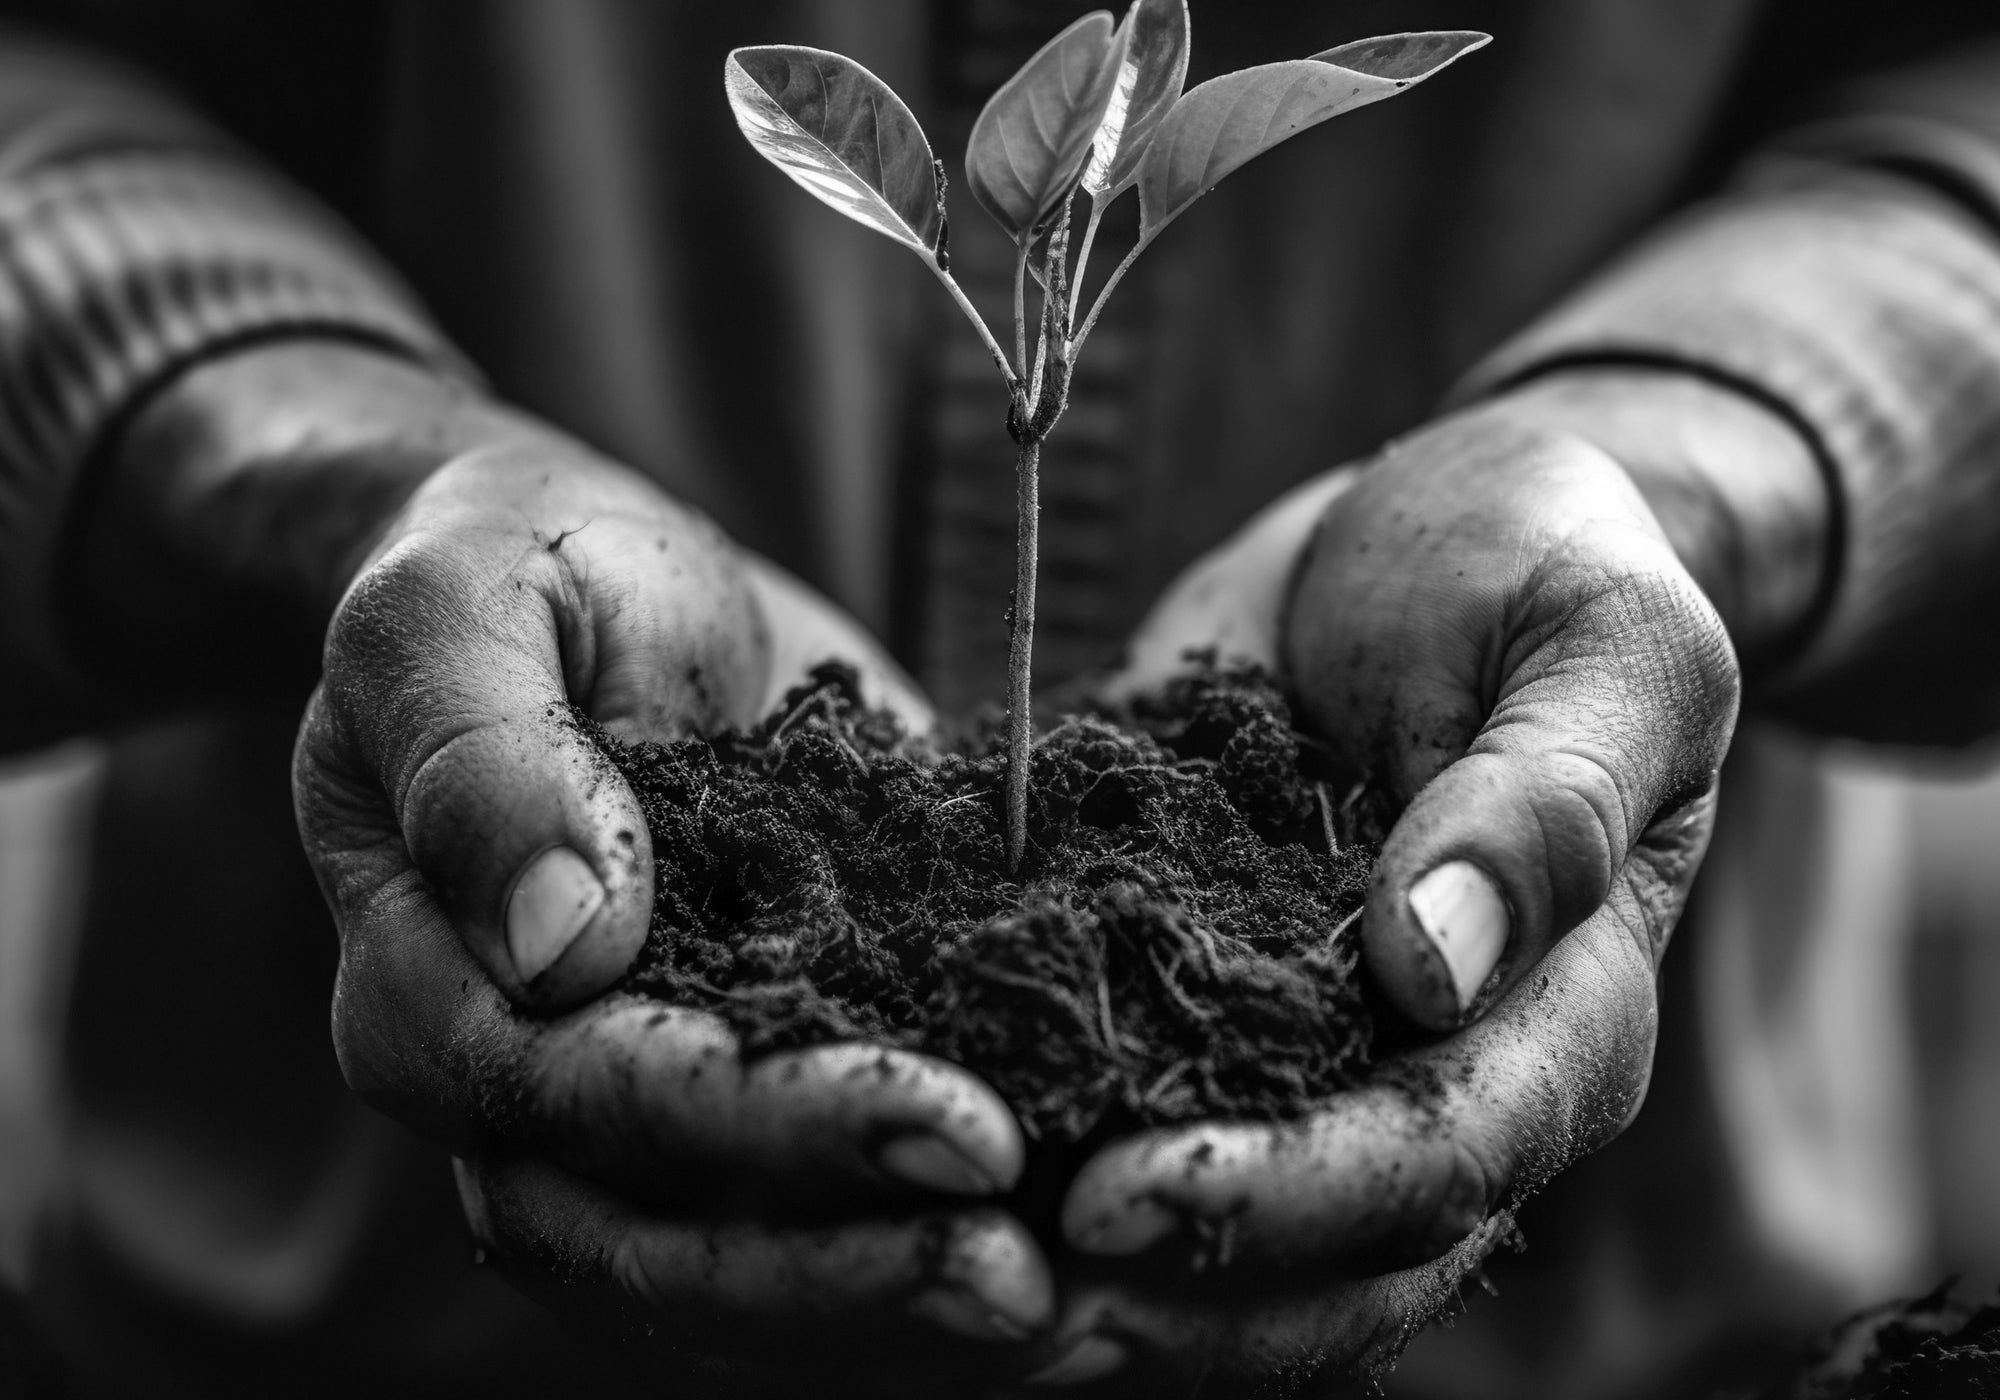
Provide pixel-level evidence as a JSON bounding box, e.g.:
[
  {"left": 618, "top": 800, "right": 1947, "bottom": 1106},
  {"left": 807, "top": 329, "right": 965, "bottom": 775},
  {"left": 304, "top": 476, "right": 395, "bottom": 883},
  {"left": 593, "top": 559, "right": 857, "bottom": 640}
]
[
  {"left": 302, "top": 454, "right": 767, "bottom": 1011},
  {"left": 399, "top": 697, "right": 648, "bottom": 1012},
  {"left": 1365, "top": 708, "right": 1722, "bottom": 1032}
]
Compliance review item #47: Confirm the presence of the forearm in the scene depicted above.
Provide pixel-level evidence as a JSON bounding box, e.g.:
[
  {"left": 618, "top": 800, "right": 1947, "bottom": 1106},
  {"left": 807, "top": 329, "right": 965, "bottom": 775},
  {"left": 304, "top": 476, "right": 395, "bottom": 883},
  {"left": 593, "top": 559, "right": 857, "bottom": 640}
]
[
  {"left": 1453, "top": 112, "right": 2000, "bottom": 742},
  {"left": 0, "top": 36, "right": 491, "bottom": 745},
  {"left": 71, "top": 343, "right": 575, "bottom": 716}
]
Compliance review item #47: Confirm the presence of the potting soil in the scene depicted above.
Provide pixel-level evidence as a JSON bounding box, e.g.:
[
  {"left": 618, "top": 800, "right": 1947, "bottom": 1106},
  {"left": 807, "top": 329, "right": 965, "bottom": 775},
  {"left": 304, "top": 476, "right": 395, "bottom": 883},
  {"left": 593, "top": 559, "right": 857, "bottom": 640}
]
[{"left": 586, "top": 662, "right": 1380, "bottom": 1148}]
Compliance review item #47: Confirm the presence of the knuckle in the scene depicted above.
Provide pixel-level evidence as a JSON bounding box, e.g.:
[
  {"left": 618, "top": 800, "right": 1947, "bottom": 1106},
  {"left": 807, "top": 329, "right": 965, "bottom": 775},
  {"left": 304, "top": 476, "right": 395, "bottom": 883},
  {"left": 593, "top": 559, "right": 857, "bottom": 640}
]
[
  {"left": 327, "top": 532, "right": 556, "bottom": 703},
  {"left": 1544, "top": 746, "right": 1629, "bottom": 846},
  {"left": 1621, "top": 828, "right": 1705, "bottom": 963},
  {"left": 451, "top": 1157, "right": 502, "bottom": 1251},
  {"left": 291, "top": 693, "right": 399, "bottom": 860},
  {"left": 1634, "top": 592, "right": 1736, "bottom": 825},
  {"left": 325, "top": 551, "right": 561, "bottom": 806},
  {"left": 1508, "top": 559, "right": 1737, "bottom": 858},
  {"left": 328, "top": 961, "right": 398, "bottom": 1102},
  {"left": 1554, "top": 931, "right": 1661, "bottom": 1144},
  {"left": 610, "top": 1228, "right": 671, "bottom": 1308},
  {"left": 1653, "top": 580, "right": 1741, "bottom": 757},
  {"left": 326, "top": 537, "right": 470, "bottom": 680},
  {"left": 1409, "top": 1137, "right": 1498, "bottom": 1260},
  {"left": 328, "top": 972, "right": 368, "bottom": 1087},
  {"left": 1525, "top": 752, "right": 1624, "bottom": 927},
  {"left": 1620, "top": 886, "right": 1673, "bottom": 977},
  {"left": 1613, "top": 567, "right": 1738, "bottom": 727},
  {"left": 394, "top": 713, "right": 511, "bottom": 836}
]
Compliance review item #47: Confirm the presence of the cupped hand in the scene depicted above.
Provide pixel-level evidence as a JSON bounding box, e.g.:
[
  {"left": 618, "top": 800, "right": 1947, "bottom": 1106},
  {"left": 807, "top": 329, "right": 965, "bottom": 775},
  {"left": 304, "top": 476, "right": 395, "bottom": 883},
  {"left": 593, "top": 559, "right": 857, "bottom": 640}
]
[
  {"left": 1044, "top": 410, "right": 1740, "bottom": 1390},
  {"left": 292, "top": 444, "right": 1052, "bottom": 1371}
]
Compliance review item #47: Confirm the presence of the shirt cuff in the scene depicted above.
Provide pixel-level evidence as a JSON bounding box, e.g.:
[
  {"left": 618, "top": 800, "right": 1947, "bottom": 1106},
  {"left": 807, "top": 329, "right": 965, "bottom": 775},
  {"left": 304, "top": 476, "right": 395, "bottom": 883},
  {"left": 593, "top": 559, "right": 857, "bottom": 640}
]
[
  {"left": 0, "top": 151, "right": 472, "bottom": 742},
  {"left": 1451, "top": 162, "right": 2000, "bottom": 698}
]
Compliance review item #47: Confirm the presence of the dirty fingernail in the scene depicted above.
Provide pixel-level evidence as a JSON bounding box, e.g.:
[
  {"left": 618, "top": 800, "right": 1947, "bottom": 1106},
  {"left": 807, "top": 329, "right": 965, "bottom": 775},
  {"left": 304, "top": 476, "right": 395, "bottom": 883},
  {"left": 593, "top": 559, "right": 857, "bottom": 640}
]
[
  {"left": 908, "top": 1286, "right": 1036, "bottom": 1343},
  {"left": 1027, "top": 1336, "right": 1128, "bottom": 1386},
  {"left": 878, "top": 1133, "right": 999, "bottom": 1196},
  {"left": 506, "top": 846, "right": 604, "bottom": 985},
  {"left": 1407, "top": 860, "right": 1508, "bottom": 1015},
  {"left": 1070, "top": 1197, "right": 1179, "bottom": 1256},
  {"left": 913, "top": 1223, "right": 1050, "bottom": 1343}
]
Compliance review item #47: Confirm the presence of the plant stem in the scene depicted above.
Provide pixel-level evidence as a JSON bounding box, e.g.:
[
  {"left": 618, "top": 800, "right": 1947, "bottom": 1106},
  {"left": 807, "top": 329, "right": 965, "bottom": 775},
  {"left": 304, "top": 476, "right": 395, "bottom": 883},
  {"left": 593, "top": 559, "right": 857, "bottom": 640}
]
[
  {"left": 1004, "top": 434, "right": 1040, "bottom": 873},
  {"left": 1068, "top": 236, "right": 1147, "bottom": 362},
  {"left": 1030, "top": 199, "right": 1075, "bottom": 408},
  {"left": 1067, "top": 197, "right": 1105, "bottom": 328},
  {"left": 1012, "top": 241, "right": 1030, "bottom": 379},
  {"left": 930, "top": 261, "right": 1020, "bottom": 395}
]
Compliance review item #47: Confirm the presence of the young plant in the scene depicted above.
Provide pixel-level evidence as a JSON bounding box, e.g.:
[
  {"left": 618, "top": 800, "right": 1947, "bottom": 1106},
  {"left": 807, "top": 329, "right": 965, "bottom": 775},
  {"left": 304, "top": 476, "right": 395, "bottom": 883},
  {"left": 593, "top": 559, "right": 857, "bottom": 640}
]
[{"left": 725, "top": 5, "right": 1488, "bottom": 871}]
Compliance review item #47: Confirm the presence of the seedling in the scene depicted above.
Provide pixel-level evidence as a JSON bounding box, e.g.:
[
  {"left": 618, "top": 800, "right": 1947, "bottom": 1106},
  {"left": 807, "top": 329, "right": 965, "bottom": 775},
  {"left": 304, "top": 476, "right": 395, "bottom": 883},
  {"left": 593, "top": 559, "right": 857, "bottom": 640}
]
[{"left": 726, "top": 4, "right": 1487, "bottom": 870}]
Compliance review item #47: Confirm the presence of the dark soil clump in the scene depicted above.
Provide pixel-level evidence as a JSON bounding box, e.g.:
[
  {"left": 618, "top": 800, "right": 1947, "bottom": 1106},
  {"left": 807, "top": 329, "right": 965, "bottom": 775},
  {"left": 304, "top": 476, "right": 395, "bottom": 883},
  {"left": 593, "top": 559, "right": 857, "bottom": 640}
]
[
  {"left": 586, "top": 661, "right": 1381, "bottom": 1150},
  {"left": 1760, "top": 1283, "right": 2000, "bottom": 1399}
]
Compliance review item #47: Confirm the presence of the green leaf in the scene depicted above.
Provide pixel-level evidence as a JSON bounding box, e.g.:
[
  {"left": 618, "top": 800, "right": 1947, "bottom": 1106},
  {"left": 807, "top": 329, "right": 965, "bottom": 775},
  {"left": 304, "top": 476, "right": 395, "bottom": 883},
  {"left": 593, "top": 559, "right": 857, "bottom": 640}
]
[
  {"left": 1080, "top": 0, "right": 1190, "bottom": 201},
  {"left": 965, "top": 12, "right": 1123, "bottom": 240},
  {"left": 1136, "top": 30, "right": 1490, "bottom": 244},
  {"left": 725, "top": 46, "right": 942, "bottom": 258}
]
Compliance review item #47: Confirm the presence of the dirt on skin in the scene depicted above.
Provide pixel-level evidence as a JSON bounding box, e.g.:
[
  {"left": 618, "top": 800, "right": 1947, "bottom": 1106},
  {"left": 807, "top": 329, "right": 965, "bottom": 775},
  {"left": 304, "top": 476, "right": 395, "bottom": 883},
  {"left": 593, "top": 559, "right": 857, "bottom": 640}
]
[{"left": 583, "top": 661, "right": 1384, "bottom": 1151}]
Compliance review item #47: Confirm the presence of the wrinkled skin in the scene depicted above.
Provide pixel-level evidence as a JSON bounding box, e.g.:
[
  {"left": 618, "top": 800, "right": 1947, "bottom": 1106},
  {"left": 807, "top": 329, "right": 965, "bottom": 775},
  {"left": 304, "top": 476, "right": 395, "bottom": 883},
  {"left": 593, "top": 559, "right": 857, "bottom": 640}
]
[
  {"left": 292, "top": 445, "right": 1056, "bottom": 1387},
  {"left": 1031, "top": 411, "right": 1741, "bottom": 1393}
]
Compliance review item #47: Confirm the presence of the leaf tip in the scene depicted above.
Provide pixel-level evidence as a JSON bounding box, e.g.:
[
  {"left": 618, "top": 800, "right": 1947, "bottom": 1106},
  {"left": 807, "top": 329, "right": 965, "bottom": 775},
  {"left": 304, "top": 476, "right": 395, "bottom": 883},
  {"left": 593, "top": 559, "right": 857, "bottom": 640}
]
[{"left": 1312, "top": 30, "right": 1494, "bottom": 84}]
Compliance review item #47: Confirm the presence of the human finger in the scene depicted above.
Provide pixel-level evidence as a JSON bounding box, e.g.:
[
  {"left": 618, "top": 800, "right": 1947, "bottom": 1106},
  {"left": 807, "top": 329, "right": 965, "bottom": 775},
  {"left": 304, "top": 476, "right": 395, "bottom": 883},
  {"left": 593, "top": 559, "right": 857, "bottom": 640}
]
[
  {"left": 1060, "top": 883, "right": 1663, "bottom": 1272},
  {"left": 743, "top": 554, "right": 937, "bottom": 733},
  {"left": 458, "top": 1151, "right": 1056, "bottom": 1362},
  {"left": 1105, "top": 470, "right": 1360, "bottom": 701},
  {"left": 322, "top": 860, "right": 1024, "bottom": 1202}
]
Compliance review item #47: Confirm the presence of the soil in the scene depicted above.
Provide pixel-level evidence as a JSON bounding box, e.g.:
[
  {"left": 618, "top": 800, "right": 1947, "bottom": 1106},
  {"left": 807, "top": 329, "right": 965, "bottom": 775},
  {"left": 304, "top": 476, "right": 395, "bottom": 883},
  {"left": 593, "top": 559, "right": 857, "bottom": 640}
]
[
  {"left": 1759, "top": 1283, "right": 2000, "bottom": 1399},
  {"left": 584, "top": 660, "right": 1388, "bottom": 1159}
]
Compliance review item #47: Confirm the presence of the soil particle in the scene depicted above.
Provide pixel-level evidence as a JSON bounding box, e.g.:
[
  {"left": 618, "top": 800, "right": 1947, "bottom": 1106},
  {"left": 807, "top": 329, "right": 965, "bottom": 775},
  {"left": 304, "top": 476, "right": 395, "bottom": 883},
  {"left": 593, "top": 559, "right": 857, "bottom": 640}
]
[
  {"left": 586, "top": 661, "right": 1387, "bottom": 1149},
  {"left": 1758, "top": 1282, "right": 2000, "bottom": 1399}
]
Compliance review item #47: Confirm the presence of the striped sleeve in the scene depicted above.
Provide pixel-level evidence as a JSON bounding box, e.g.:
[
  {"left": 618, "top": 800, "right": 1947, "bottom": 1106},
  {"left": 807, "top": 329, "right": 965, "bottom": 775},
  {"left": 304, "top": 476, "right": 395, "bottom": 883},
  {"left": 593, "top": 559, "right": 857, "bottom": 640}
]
[
  {"left": 0, "top": 35, "right": 469, "bottom": 733},
  {"left": 1454, "top": 41, "right": 2000, "bottom": 740}
]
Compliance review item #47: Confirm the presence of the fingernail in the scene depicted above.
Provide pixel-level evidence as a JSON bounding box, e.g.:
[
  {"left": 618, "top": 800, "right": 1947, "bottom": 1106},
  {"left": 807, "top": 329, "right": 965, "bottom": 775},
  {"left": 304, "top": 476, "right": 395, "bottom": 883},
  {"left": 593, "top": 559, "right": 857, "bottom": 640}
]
[
  {"left": 1407, "top": 860, "right": 1509, "bottom": 1014},
  {"left": 1071, "top": 1197, "right": 1179, "bottom": 1256},
  {"left": 911, "top": 1223, "right": 1049, "bottom": 1343},
  {"left": 1027, "top": 1336, "right": 1128, "bottom": 1386},
  {"left": 934, "top": 1221, "right": 1053, "bottom": 1344},
  {"left": 877, "top": 1133, "right": 998, "bottom": 1196},
  {"left": 907, "top": 1287, "right": 1035, "bottom": 1343},
  {"left": 506, "top": 846, "right": 604, "bottom": 985}
]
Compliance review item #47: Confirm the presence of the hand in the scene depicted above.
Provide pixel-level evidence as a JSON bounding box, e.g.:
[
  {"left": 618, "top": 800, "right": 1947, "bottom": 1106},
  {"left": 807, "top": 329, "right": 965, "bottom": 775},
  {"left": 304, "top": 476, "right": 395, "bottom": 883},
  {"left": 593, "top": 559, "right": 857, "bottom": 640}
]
[
  {"left": 1048, "top": 403, "right": 1746, "bottom": 1390},
  {"left": 291, "top": 438, "right": 1053, "bottom": 1377}
]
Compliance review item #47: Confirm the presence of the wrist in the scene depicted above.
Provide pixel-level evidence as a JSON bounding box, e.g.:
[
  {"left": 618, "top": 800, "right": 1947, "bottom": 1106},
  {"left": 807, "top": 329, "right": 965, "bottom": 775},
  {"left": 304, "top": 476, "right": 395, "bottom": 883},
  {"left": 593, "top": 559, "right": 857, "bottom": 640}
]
[
  {"left": 68, "top": 339, "right": 568, "bottom": 708},
  {"left": 1461, "top": 367, "right": 1832, "bottom": 669}
]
